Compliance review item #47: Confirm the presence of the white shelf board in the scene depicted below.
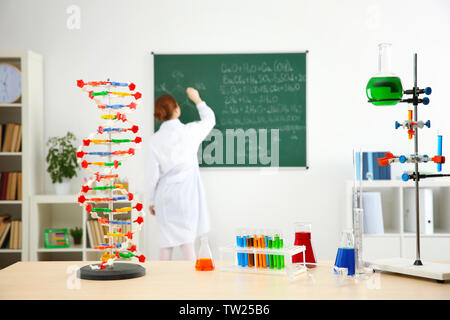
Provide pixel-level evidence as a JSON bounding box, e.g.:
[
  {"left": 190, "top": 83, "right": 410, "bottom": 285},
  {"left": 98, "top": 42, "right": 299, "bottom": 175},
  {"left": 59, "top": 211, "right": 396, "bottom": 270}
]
[
  {"left": 363, "top": 233, "right": 402, "bottom": 238},
  {"left": 0, "top": 249, "right": 22, "bottom": 253},
  {"left": 346, "top": 179, "right": 450, "bottom": 188},
  {"left": 0, "top": 152, "right": 22, "bottom": 156},
  {"left": 364, "top": 233, "right": 450, "bottom": 238},
  {"left": 32, "top": 194, "right": 134, "bottom": 204},
  {"left": 37, "top": 246, "right": 83, "bottom": 253},
  {"left": 0, "top": 200, "right": 22, "bottom": 205},
  {"left": 32, "top": 194, "right": 78, "bottom": 204},
  {"left": 0, "top": 103, "right": 21, "bottom": 108},
  {"left": 402, "top": 232, "right": 450, "bottom": 238}
]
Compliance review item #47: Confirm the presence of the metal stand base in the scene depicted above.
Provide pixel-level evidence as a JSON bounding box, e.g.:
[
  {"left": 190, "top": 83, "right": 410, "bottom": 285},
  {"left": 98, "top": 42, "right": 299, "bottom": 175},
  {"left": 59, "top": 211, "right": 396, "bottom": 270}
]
[
  {"left": 77, "top": 262, "right": 146, "bottom": 280},
  {"left": 369, "top": 258, "right": 450, "bottom": 281},
  {"left": 413, "top": 259, "right": 423, "bottom": 266}
]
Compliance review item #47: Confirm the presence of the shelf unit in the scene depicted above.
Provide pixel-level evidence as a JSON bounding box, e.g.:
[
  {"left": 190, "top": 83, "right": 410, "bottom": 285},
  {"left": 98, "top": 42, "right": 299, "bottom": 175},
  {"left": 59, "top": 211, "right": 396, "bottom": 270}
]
[
  {"left": 345, "top": 179, "right": 450, "bottom": 261},
  {"left": 0, "top": 51, "right": 44, "bottom": 269},
  {"left": 30, "top": 194, "right": 138, "bottom": 262}
]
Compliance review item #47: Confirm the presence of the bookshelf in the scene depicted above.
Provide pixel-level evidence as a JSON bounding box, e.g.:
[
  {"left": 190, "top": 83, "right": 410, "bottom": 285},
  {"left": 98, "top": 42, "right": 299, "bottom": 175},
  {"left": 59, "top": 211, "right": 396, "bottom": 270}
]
[
  {"left": 0, "top": 51, "right": 44, "bottom": 269},
  {"left": 30, "top": 194, "right": 138, "bottom": 262},
  {"left": 345, "top": 180, "right": 450, "bottom": 261}
]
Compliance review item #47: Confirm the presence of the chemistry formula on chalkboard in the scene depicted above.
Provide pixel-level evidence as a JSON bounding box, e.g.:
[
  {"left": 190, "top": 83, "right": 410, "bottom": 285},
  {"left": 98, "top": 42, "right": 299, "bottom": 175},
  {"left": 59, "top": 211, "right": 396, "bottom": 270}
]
[{"left": 154, "top": 53, "right": 307, "bottom": 167}]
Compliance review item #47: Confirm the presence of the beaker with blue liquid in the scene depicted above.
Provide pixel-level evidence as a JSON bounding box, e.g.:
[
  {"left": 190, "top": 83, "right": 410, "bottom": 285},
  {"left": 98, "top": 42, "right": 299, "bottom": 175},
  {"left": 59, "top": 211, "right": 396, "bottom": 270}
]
[{"left": 334, "top": 230, "right": 355, "bottom": 276}]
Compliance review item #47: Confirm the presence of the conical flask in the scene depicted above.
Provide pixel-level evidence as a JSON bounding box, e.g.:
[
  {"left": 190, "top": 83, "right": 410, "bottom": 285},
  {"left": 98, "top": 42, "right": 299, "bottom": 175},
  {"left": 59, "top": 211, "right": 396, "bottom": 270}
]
[
  {"left": 366, "top": 43, "right": 403, "bottom": 106},
  {"left": 334, "top": 230, "right": 356, "bottom": 276},
  {"left": 195, "top": 236, "right": 215, "bottom": 271},
  {"left": 292, "top": 222, "right": 316, "bottom": 268}
]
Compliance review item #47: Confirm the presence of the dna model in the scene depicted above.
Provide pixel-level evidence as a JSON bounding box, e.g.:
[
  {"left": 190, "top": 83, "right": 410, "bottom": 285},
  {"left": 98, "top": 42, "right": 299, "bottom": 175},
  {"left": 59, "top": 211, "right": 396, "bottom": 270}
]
[{"left": 76, "top": 80, "right": 146, "bottom": 271}]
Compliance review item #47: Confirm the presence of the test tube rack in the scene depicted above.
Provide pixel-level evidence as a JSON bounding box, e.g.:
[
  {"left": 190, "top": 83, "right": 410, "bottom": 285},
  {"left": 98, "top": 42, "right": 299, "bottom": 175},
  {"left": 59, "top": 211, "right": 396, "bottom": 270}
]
[{"left": 219, "top": 229, "right": 307, "bottom": 280}]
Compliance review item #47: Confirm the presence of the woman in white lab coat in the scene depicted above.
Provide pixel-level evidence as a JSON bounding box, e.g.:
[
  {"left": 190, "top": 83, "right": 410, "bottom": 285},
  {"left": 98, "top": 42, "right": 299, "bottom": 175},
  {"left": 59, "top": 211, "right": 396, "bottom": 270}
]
[{"left": 144, "top": 88, "right": 215, "bottom": 260}]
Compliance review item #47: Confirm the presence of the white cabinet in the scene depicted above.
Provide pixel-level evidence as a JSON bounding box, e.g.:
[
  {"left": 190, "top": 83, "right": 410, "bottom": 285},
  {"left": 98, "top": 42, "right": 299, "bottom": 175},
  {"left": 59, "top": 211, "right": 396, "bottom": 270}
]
[
  {"left": 362, "top": 236, "right": 401, "bottom": 260},
  {"left": 346, "top": 180, "right": 450, "bottom": 261},
  {"left": 29, "top": 194, "right": 140, "bottom": 263},
  {"left": 0, "top": 51, "right": 44, "bottom": 269}
]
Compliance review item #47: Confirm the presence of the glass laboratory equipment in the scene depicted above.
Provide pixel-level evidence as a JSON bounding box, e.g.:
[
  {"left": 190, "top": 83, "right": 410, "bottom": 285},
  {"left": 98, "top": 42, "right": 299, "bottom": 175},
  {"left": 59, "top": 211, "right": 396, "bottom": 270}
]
[
  {"left": 366, "top": 43, "right": 403, "bottom": 106},
  {"left": 292, "top": 222, "right": 316, "bottom": 268},
  {"left": 195, "top": 236, "right": 215, "bottom": 271},
  {"left": 334, "top": 230, "right": 356, "bottom": 276}
]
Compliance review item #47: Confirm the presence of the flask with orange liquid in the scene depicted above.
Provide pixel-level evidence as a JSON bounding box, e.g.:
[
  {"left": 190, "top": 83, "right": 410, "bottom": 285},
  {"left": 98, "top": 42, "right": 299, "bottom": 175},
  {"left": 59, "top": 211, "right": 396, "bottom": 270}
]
[{"left": 195, "top": 236, "right": 215, "bottom": 271}]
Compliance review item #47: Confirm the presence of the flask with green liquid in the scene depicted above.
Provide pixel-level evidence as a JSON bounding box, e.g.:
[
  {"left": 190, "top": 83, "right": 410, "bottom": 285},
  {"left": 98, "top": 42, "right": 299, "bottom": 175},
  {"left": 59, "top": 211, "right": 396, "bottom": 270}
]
[{"left": 366, "top": 43, "right": 403, "bottom": 106}]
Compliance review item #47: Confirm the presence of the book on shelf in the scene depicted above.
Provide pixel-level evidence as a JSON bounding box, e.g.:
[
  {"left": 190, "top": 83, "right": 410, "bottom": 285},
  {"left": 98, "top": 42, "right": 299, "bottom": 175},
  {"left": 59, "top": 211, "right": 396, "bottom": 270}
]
[
  {"left": 13, "top": 220, "right": 22, "bottom": 249},
  {"left": 14, "top": 124, "right": 22, "bottom": 152},
  {"left": 9, "top": 221, "right": 16, "bottom": 249},
  {"left": 10, "top": 124, "right": 19, "bottom": 153},
  {"left": 5, "top": 172, "right": 12, "bottom": 200},
  {"left": 356, "top": 151, "right": 391, "bottom": 181},
  {"left": 88, "top": 220, "right": 96, "bottom": 247},
  {"left": 86, "top": 219, "right": 93, "bottom": 248},
  {"left": 0, "top": 173, "right": 7, "bottom": 200},
  {"left": 17, "top": 172, "right": 22, "bottom": 200},
  {"left": 18, "top": 220, "right": 21, "bottom": 249},
  {"left": 2, "top": 124, "right": 13, "bottom": 152},
  {"left": 7, "top": 172, "right": 17, "bottom": 200},
  {"left": 95, "top": 220, "right": 104, "bottom": 245},
  {"left": 0, "top": 216, "right": 10, "bottom": 247},
  {"left": 0, "top": 220, "right": 11, "bottom": 248},
  {"left": 89, "top": 219, "right": 104, "bottom": 247},
  {"left": 0, "top": 124, "right": 2, "bottom": 150}
]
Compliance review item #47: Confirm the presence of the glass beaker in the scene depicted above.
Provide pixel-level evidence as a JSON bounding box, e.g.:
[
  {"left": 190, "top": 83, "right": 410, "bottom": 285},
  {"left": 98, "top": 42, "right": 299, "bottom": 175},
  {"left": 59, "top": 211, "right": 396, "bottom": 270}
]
[
  {"left": 334, "top": 229, "right": 356, "bottom": 276},
  {"left": 195, "top": 236, "right": 215, "bottom": 271},
  {"left": 292, "top": 222, "right": 316, "bottom": 268},
  {"left": 366, "top": 43, "right": 403, "bottom": 106}
]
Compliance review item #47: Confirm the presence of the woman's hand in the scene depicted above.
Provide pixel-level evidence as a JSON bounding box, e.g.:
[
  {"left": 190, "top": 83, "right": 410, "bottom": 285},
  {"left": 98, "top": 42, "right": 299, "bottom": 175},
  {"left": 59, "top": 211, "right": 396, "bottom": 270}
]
[
  {"left": 149, "top": 205, "right": 156, "bottom": 216},
  {"left": 186, "top": 87, "right": 202, "bottom": 105}
]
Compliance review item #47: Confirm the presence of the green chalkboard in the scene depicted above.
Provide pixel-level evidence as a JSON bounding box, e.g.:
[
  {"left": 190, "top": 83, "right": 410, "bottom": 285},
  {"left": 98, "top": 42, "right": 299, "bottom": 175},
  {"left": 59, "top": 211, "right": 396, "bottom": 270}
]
[{"left": 153, "top": 52, "right": 307, "bottom": 167}]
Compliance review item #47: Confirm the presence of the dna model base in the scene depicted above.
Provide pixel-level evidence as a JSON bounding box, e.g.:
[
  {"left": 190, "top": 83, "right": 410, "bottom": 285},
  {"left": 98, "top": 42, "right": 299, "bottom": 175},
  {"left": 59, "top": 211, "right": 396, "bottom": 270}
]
[
  {"left": 369, "top": 258, "right": 450, "bottom": 282},
  {"left": 78, "top": 262, "right": 146, "bottom": 280}
]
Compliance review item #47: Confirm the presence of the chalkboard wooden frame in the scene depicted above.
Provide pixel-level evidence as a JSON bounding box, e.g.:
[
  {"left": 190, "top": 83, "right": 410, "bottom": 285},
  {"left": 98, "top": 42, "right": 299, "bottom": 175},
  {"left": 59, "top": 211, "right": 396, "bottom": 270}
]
[{"left": 151, "top": 51, "right": 309, "bottom": 169}]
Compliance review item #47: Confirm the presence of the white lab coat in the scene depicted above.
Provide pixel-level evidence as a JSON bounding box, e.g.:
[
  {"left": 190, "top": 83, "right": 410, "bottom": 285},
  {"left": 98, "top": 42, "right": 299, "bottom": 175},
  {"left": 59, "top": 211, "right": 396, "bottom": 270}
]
[{"left": 144, "top": 101, "right": 215, "bottom": 248}]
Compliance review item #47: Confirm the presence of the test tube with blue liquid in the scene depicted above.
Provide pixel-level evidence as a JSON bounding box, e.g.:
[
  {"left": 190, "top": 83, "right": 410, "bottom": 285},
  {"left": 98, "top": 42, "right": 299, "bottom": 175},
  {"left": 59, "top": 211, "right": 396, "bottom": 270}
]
[
  {"left": 437, "top": 130, "right": 443, "bottom": 172},
  {"left": 236, "top": 229, "right": 247, "bottom": 267}
]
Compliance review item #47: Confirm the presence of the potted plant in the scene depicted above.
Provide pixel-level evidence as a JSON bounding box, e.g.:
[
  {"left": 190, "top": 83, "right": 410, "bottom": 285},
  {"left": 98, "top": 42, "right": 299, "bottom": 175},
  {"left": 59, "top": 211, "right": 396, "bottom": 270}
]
[
  {"left": 46, "top": 132, "right": 79, "bottom": 194},
  {"left": 69, "top": 227, "right": 83, "bottom": 245}
]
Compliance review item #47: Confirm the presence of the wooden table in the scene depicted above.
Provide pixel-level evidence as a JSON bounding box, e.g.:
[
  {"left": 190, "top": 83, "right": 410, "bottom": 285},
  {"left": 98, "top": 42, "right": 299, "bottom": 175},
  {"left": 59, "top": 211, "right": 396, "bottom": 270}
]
[{"left": 0, "top": 261, "right": 449, "bottom": 300}]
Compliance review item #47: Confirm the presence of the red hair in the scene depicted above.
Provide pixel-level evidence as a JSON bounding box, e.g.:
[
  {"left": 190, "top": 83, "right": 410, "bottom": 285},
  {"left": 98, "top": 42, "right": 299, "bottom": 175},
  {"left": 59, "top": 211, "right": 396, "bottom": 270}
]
[{"left": 154, "top": 94, "right": 178, "bottom": 121}]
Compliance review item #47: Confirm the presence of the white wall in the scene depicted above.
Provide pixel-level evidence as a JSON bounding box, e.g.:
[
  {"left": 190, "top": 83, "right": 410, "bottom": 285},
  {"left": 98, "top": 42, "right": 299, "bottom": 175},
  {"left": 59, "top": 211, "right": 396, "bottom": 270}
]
[{"left": 1, "top": 0, "right": 450, "bottom": 260}]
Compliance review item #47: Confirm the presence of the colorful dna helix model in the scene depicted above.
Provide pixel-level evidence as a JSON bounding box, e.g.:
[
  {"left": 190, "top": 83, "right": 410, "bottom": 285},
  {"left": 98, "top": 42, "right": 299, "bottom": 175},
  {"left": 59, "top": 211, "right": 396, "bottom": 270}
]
[{"left": 76, "top": 79, "right": 146, "bottom": 270}]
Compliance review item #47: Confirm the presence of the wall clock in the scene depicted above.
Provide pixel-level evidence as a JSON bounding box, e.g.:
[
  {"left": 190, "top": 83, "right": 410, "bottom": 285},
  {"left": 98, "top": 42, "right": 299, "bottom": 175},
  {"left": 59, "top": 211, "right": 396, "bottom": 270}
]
[{"left": 0, "top": 63, "right": 22, "bottom": 103}]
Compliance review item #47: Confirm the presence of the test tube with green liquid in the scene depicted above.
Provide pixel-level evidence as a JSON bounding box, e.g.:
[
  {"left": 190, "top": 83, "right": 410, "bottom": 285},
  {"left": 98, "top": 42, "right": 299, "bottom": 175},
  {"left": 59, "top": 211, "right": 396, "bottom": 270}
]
[
  {"left": 280, "top": 239, "right": 285, "bottom": 269},
  {"left": 268, "top": 236, "right": 274, "bottom": 269}
]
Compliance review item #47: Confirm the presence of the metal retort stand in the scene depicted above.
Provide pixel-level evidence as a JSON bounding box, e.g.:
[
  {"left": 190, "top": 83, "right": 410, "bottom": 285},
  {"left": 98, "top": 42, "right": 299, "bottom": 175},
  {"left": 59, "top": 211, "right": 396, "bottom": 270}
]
[{"left": 366, "top": 54, "right": 450, "bottom": 282}]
